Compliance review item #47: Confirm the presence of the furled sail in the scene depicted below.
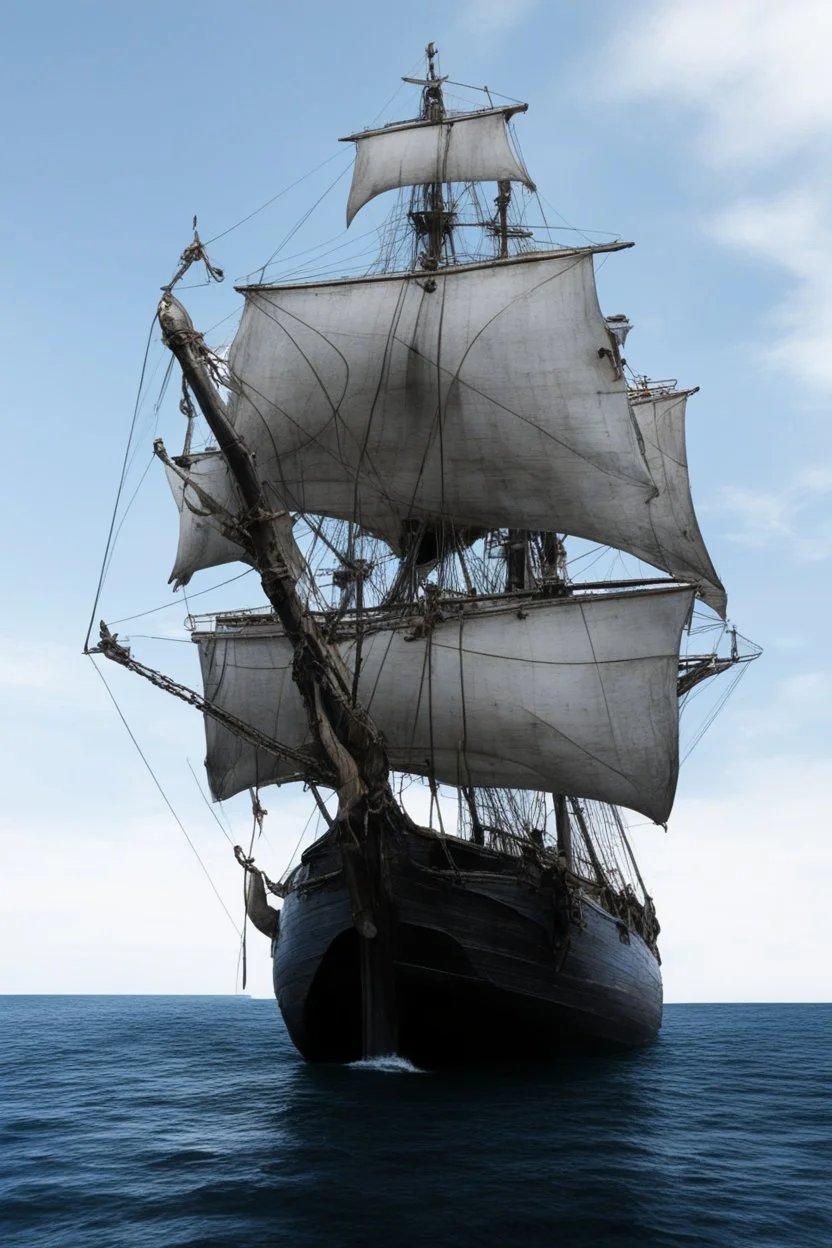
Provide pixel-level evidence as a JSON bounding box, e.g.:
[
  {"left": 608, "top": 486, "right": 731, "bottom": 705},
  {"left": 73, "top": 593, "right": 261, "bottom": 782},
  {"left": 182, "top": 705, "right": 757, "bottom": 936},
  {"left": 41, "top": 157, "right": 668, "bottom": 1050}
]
[
  {"left": 629, "top": 389, "right": 727, "bottom": 617},
  {"left": 195, "top": 587, "right": 693, "bottom": 822},
  {"left": 225, "top": 246, "right": 677, "bottom": 565},
  {"left": 341, "top": 106, "right": 535, "bottom": 225}
]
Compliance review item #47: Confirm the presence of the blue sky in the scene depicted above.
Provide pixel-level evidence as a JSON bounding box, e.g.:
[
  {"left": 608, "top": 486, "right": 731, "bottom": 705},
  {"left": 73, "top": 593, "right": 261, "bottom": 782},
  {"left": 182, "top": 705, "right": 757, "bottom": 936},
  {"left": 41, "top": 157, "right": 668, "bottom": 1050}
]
[{"left": 2, "top": 0, "right": 830, "bottom": 1001}]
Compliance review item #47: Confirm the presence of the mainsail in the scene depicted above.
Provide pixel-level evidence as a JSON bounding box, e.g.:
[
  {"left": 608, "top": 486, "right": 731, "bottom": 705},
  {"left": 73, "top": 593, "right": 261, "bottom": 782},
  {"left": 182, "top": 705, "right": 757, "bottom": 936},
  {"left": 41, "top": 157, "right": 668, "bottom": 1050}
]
[
  {"left": 165, "top": 362, "right": 726, "bottom": 613},
  {"left": 194, "top": 587, "right": 693, "bottom": 823},
  {"left": 226, "top": 248, "right": 657, "bottom": 554},
  {"left": 341, "top": 106, "right": 535, "bottom": 225}
]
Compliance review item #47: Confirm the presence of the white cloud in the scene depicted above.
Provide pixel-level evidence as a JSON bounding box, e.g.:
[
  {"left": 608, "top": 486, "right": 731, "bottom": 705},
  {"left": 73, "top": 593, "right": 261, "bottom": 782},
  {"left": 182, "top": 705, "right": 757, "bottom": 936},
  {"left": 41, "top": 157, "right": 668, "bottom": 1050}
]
[
  {"left": 632, "top": 753, "right": 832, "bottom": 1001},
  {"left": 779, "top": 671, "right": 832, "bottom": 708},
  {"left": 0, "top": 790, "right": 322, "bottom": 998},
  {"left": 716, "top": 466, "right": 832, "bottom": 559},
  {"left": 608, "top": 0, "right": 832, "bottom": 167},
  {"left": 710, "top": 189, "right": 832, "bottom": 385},
  {"left": 730, "top": 668, "right": 832, "bottom": 746},
  {"left": 605, "top": 0, "right": 832, "bottom": 390}
]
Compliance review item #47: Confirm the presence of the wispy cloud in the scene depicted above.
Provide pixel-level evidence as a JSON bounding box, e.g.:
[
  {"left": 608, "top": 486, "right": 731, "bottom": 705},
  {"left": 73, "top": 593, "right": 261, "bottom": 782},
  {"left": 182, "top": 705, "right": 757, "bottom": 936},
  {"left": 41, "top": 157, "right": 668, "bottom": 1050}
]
[
  {"left": 716, "top": 467, "right": 832, "bottom": 559},
  {"left": 730, "top": 668, "right": 832, "bottom": 745},
  {"left": 634, "top": 753, "right": 832, "bottom": 1000},
  {"left": 710, "top": 190, "right": 832, "bottom": 385},
  {"left": 603, "top": 0, "right": 832, "bottom": 390},
  {"left": 606, "top": 0, "right": 832, "bottom": 167}
]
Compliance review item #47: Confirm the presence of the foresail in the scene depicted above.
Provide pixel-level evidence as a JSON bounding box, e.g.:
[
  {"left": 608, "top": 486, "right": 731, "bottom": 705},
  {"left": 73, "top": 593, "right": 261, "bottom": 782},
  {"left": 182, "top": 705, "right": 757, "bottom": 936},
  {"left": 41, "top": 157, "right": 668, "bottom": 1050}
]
[
  {"left": 195, "top": 587, "right": 693, "bottom": 823},
  {"left": 630, "top": 390, "right": 727, "bottom": 617},
  {"left": 165, "top": 454, "right": 251, "bottom": 589},
  {"left": 341, "top": 106, "right": 534, "bottom": 225},
  {"left": 228, "top": 247, "right": 667, "bottom": 559}
]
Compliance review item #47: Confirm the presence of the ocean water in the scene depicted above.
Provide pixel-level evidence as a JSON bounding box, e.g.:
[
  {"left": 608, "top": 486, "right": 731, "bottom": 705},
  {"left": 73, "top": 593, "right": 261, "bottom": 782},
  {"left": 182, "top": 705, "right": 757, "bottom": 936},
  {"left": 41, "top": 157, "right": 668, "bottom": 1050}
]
[{"left": 1, "top": 999, "right": 829, "bottom": 1247}]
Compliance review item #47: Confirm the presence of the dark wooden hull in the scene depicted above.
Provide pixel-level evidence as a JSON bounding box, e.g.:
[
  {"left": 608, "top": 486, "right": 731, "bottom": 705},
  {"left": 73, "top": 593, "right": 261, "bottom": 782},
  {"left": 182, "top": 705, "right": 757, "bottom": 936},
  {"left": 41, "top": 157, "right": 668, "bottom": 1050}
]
[{"left": 272, "top": 826, "right": 662, "bottom": 1066}]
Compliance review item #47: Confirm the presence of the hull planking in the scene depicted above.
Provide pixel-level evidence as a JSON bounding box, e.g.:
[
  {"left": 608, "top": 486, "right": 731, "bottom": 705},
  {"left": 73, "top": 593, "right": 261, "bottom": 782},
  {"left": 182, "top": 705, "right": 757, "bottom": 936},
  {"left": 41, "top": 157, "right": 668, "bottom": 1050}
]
[{"left": 272, "top": 825, "right": 662, "bottom": 1066}]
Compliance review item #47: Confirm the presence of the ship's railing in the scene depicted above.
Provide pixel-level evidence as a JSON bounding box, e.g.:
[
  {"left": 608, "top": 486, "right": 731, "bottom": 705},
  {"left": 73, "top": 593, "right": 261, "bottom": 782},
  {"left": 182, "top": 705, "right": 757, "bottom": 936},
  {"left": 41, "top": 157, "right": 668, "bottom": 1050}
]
[
  {"left": 628, "top": 376, "right": 679, "bottom": 397},
  {"left": 186, "top": 577, "right": 690, "bottom": 637}
]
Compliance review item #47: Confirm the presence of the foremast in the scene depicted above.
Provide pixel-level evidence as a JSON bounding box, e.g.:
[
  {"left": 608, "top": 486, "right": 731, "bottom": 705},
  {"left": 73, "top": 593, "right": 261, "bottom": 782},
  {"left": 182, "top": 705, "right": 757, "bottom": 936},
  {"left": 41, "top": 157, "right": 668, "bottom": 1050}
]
[{"left": 156, "top": 292, "right": 401, "bottom": 1059}]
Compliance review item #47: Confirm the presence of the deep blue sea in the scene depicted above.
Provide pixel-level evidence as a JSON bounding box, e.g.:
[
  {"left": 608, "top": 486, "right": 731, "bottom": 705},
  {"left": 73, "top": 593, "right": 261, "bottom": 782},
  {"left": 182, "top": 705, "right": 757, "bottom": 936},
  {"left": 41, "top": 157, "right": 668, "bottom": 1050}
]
[{"left": 1, "top": 999, "right": 829, "bottom": 1247}]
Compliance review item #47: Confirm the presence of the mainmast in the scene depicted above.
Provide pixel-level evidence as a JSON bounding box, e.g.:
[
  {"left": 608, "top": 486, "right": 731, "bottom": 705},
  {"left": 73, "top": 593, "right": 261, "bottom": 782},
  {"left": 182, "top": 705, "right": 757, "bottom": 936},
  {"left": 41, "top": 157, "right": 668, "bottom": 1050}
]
[
  {"left": 494, "top": 180, "right": 511, "bottom": 260},
  {"left": 409, "top": 42, "right": 453, "bottom": 268}
]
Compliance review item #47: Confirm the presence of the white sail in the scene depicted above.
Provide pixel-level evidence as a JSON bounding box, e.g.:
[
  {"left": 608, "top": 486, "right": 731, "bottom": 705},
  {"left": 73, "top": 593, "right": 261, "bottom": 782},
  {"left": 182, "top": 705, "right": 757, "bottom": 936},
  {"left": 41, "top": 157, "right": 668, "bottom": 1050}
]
[
  {"left": 226, "top": 247, "right": 675, "bottom": 562},
  {"left": 165, "top": 376, "right": 726, "bottom": 616},
  {"left": 195, "top": 587, "right": 693, "bottom": 822},
  {"left": 165, "top": 454, "right": 252, "bottom": 589},
  {"left": 630, "top": 390, "right": 727, "bottom": 617},
  {"left": 342, "top": 106, "right": 534, "bottom": 225}
]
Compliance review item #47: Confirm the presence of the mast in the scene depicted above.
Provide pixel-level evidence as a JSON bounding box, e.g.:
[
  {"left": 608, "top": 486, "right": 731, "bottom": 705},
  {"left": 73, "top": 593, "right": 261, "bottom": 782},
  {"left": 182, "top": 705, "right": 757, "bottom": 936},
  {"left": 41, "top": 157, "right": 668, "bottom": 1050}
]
[
  {"left": 156, "top": 293, "right": 399, "bottom": 1059},
  {"left": 409, "top": 42, "right": 453, "bottom": 269},
  {"left": 505, "top": 530, "right": 528, "bottom": 591},
  {"left": 495, "top": 180, "right": 511, "bottom": 260},
  {"left": 569, "top": 797, "right": 608, "bottom": 887},
  {"left": 554, "top": 794, "right": 572, "bottom": 870},
  {"left": 425, "top": 43, "right": 445, "bottom": 267}
]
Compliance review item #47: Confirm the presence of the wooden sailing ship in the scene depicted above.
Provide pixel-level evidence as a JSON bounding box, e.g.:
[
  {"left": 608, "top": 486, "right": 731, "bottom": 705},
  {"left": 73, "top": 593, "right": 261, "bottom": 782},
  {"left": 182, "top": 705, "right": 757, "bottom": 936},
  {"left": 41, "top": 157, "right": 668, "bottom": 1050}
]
[{"left": 93, "top": 46, "right": 757, "bottom": 1065}]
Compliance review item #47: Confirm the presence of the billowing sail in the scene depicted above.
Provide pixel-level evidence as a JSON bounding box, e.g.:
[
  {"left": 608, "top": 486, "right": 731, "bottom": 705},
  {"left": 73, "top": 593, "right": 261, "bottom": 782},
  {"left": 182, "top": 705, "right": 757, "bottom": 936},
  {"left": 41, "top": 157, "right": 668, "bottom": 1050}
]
[
  {"left": 164, "top": 372, "right": 726, "bottom": 615},
  {"left": 225, "top": 246, "right": 676, "bottom": 561},
  {"left": 629, "top": 389, "right": 726, "bottom": 617},
  {"left": 342, "top": 106, "right": 534, "bottom": 225},
  {"left": 195, "top": 587, "right": 693, "bottom": 822},
  {"left": 165, "top": 454, "right": 252, "bottom": 589}
]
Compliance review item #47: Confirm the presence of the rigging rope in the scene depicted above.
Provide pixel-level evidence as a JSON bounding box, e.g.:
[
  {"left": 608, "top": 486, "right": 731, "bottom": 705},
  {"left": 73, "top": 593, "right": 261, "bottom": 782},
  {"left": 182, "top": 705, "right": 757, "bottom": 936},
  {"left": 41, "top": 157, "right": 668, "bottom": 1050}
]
[
  {"left": 201, "top": 55, "right": 422, "bottom": 252},
  {"left": 83, "top": 314, "right": 157, "bottom": 653},
  {"left": 109, "top": 569, "right": 254, "bottom": 627},
  {"left": 252, "top": 162, "right": 354, "bottom": 284},
  {"left": 681, "top": 664, "right": 751, "bottom": 763},
  {"left": 186, "top": 758, "right": 236, "bottom": 848},
  {"left": 91, "top": 622, "right": 330, "bottom": 781},
  {"left": 203, "top": 152, "right": 345, "bottom": 246},
  {"left": 88, "top": 656, "right": 241, "bottom": 937}
]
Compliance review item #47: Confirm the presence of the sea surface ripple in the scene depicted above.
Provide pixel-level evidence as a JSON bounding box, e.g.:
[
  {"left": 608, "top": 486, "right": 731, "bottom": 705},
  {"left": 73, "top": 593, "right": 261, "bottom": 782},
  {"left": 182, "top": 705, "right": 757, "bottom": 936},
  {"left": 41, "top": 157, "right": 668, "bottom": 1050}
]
[{"left": 1, "top": 998, "right": 829, "bottom": 1247}]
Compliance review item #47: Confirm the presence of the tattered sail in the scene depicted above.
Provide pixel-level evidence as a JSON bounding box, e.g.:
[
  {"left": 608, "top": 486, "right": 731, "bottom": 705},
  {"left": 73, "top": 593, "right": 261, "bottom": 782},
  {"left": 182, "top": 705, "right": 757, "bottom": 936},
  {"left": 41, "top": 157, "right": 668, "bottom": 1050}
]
[
  {"left": 341, "top": 106, "right": 534, "bottom": 225},
  {"left": 224, "top": 247, "right": 675, "bottom": 558},
  {"left": 194, "top": 587, "right": 693, "bottom": 822},
  {"left": 629, "top": 389, "right": 726, "bottom": 617}
]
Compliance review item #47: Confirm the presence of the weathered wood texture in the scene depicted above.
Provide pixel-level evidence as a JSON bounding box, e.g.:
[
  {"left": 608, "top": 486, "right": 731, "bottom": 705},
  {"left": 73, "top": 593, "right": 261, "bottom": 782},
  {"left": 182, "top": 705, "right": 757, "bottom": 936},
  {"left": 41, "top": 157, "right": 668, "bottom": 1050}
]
[{"left": 272, "top": 827, "right": 662, "bottom": 1065}]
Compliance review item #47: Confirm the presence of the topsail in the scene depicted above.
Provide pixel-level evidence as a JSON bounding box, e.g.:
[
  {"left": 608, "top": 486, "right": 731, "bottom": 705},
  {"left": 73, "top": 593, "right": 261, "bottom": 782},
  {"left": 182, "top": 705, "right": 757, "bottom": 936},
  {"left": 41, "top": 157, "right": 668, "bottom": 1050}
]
[
  {"left": 342, "top": 106, "right": 535, "bottom": 225},
  {"left": 167, "top": 250, "right": 725, "bottom": 609},
  {"left": 225, "top": 246, "right": 661, "bottom": 552}
]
